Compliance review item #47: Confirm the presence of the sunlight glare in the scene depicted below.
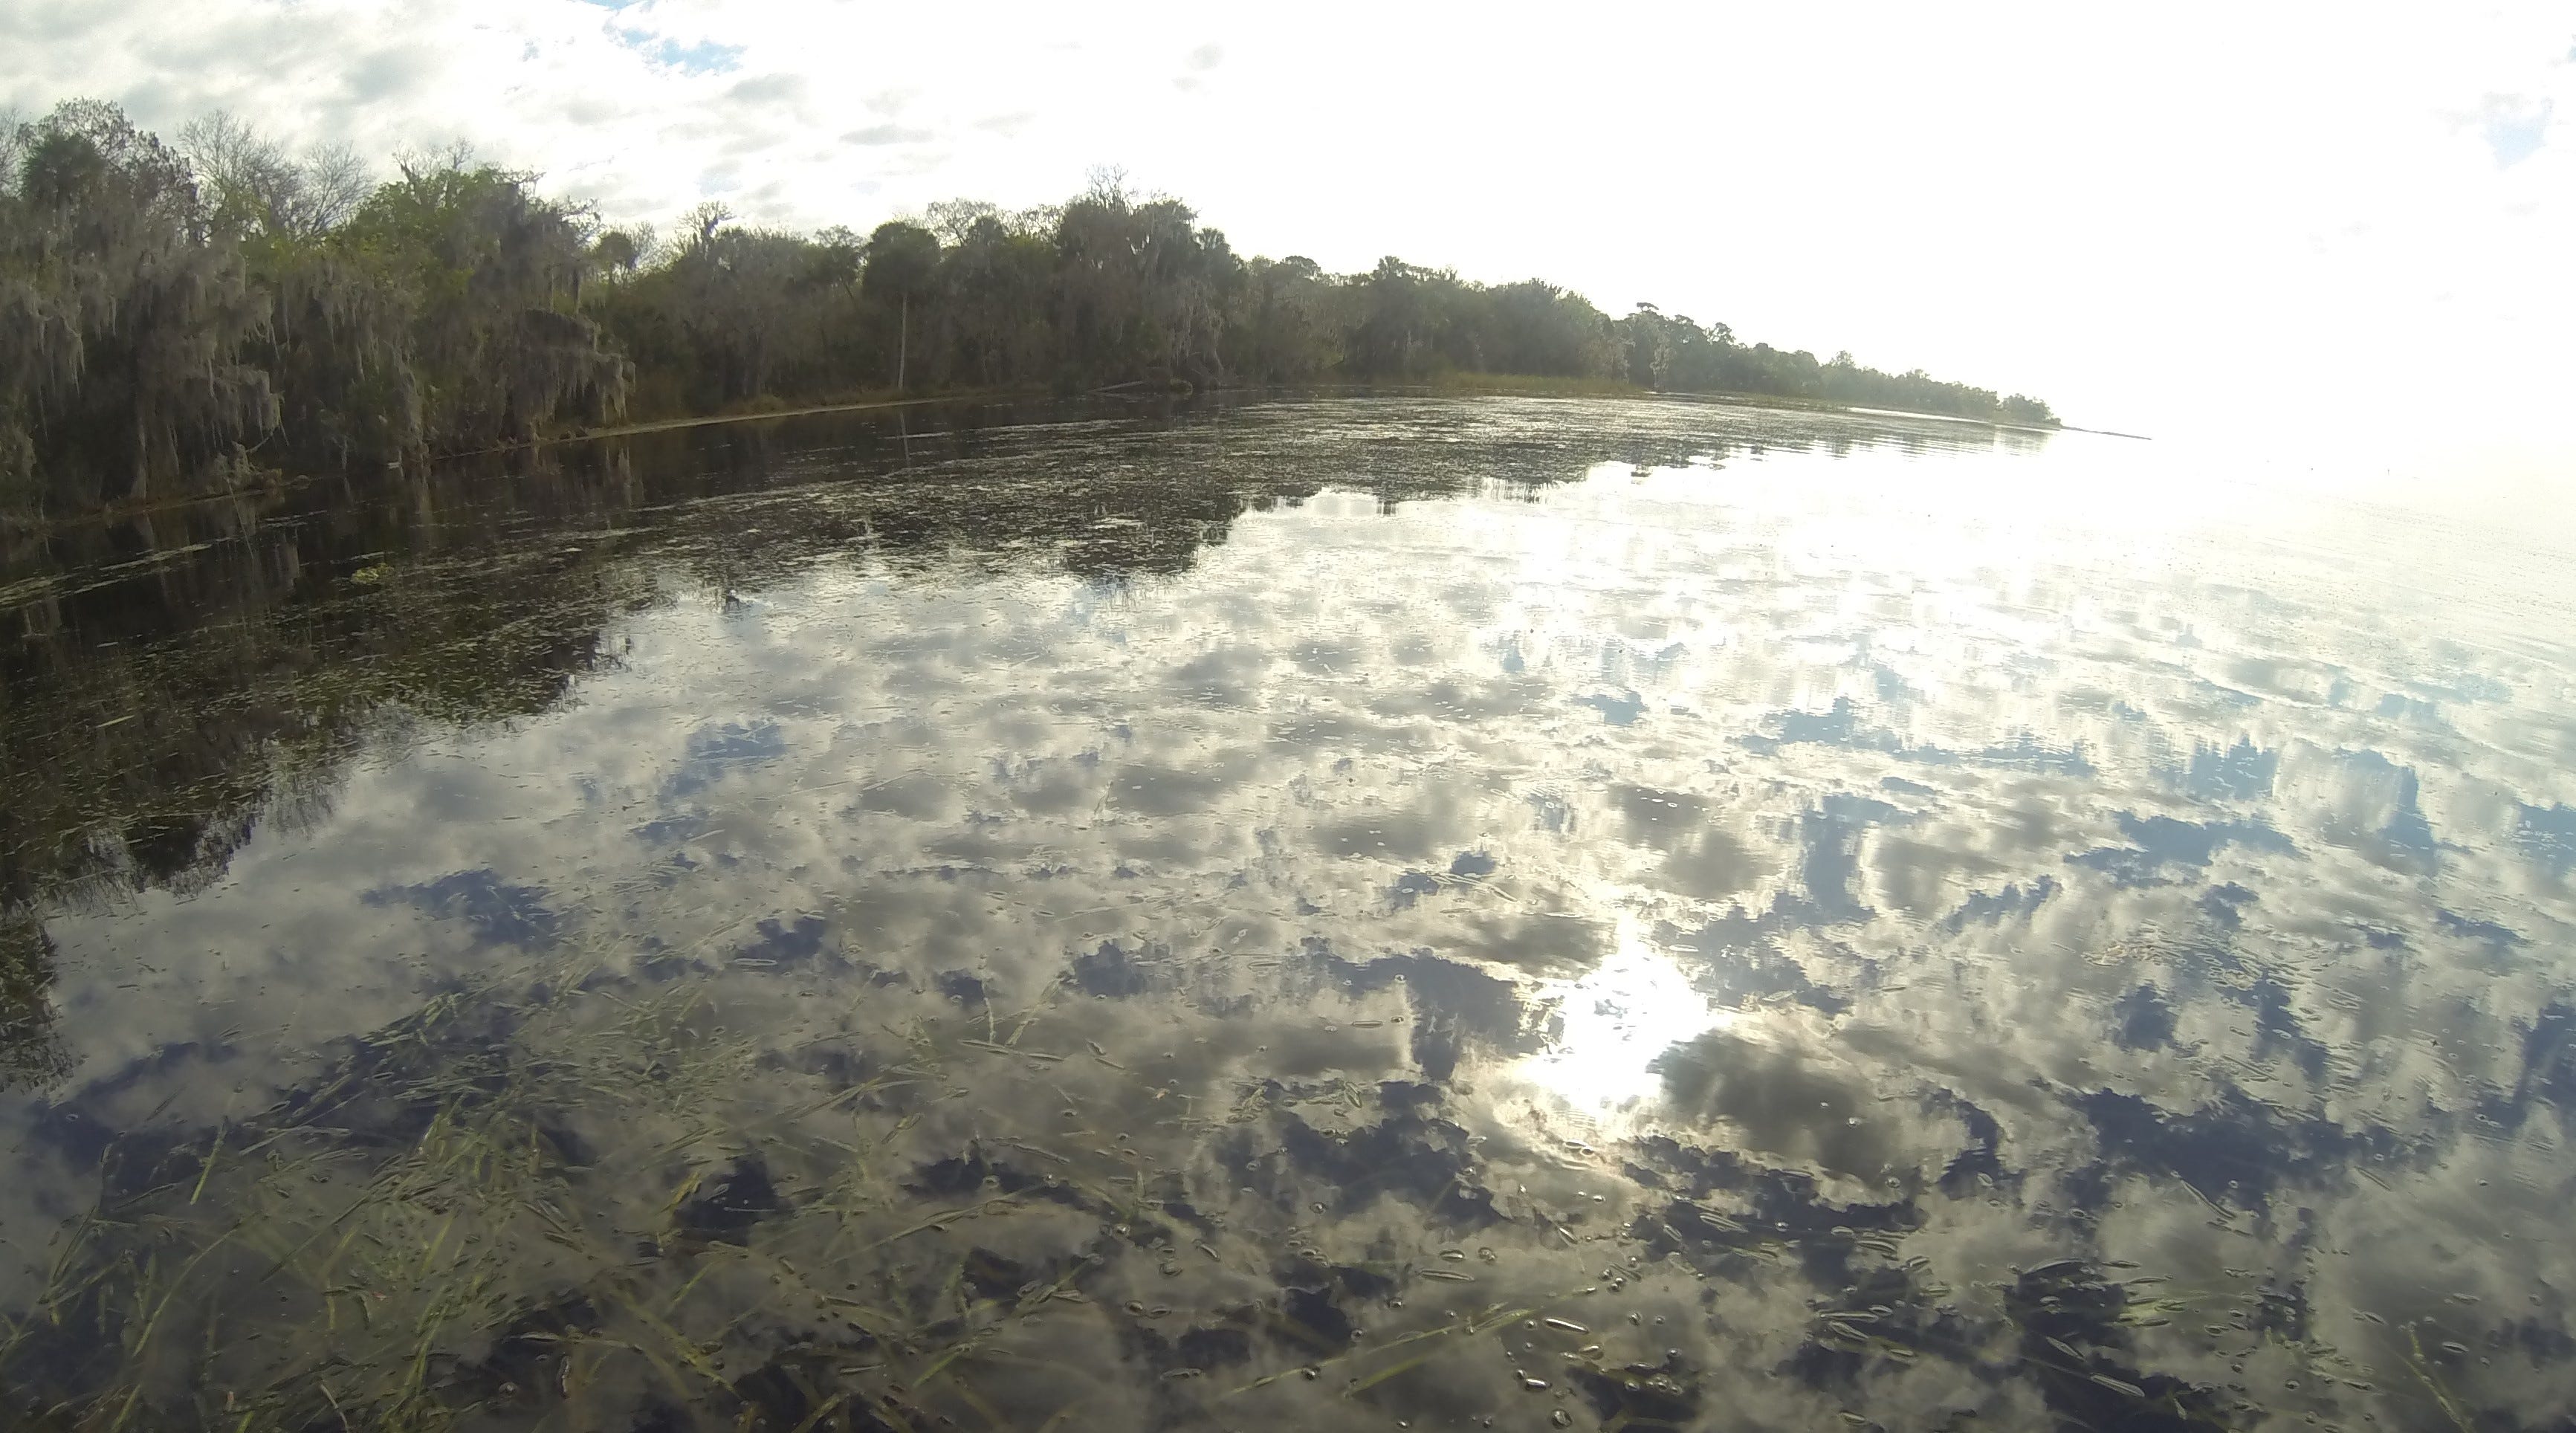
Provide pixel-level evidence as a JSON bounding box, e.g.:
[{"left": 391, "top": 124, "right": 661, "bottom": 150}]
[{"left": 1517, "top": 918, "right": 1730, "bottom": 1126}]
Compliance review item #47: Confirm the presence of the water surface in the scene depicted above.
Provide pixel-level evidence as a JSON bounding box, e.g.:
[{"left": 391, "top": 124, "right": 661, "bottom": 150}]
[{"left": 4, "top": 397, "right": 2573, "bottom": 1431}]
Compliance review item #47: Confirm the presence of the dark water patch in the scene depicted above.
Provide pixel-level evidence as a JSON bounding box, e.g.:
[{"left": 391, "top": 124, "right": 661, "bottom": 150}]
[
  {"left": 663, "top": 719, "right": 789, "bottom": 798},
  {"left": 2006, "top": 1261, "right": 2228, "bottom": 1432},
  {"left": 1069, "top": 938, "right": 1160, "bottom": 997},
  {"left": 2071, "top": 1085, "right": 2359, "bottom": 1209},
  {"left": 1577, "top": 688, "right": 1645, "bottom": 725},
  {"left": 2067, "top": 812, "right": 2295, "bottom": 887},
  {"left": 2516, "top": 801, "right": 2576, "bottom": 876},
  {"left": 2240, "top": 971, "right": 2331, "bottom": 1078},
  {"left": 363, "top": 867, "right": 563, "bottom": 946},
  {"left": 1741, "top": 696, "right": 1905, "bottom": 757},
  {"left": 1386, "top": 849, "right": 1509, "bottom": 910},
  {"left": 2503, "top": 1001, "right": 2576, "bottom": 1122},
  {"left": 2111, "top": 983, "right": 2179, "bottom": 1051},
  {"left": 2436, "top": 908, "right": 2528, "bottom": 948},
  {"left": 737, "top": 914, "right": 832, "bottom": 969},
  {"left": 1973, "top": 734, "right": 2097, "bottom": 777},
  {"left": 1796, "top": 794, "right": 1903, "bottom": 922},
  {"left": 2198, "top": 880, "right": 2257, "bottom": 929},
  {"left": 1447, "top": 909, "right": 1611, "bottom": 976},
  {"left": 1939, "top": 875, "right": 2059, "bottom": 932},
  {"left": 1934, "top": 1090, "right": 2010, "bottom": 1199},
  {"left": 1614, "top": 785, "right": 1762, "bottom": 900},
  {"left": 1663, "top": 906, "right": 1851, "bottom": 1015},
  {"left": 1330, "top": 946, "right": 1538, "bottom": 1080},
  {"left": 2177, "top": 735, "right": 2280, "bottom": 803},
  {"left": 1263, "top": 1081, "right": 1498, "bottom": 1225},
  {"left": 1388, "top": 869, "right": 1443, "bottom": 910},
  {"left": 1652, "top": 1030, "right": 1905, "bottom": 1184},
  {"left": 1278, "top": 1283, "right": 1356, "bottom": 1350},
  {"left": 1614, "top": 785, "right": 1709, "bottom": 847},
  {"left": 1625, "top": 1134, "right": 1921, "bottom": 1296},
  {"left": 1739, "top": 698, "right": 2092, "bottom": 777},
  {"left": 2325, "top": 749, "right": 2442, "bottom": 866}
]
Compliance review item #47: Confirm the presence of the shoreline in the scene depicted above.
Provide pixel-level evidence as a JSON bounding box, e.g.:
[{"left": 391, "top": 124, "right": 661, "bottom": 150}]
[
  {"left": 4, "top": 384, "right": 2075, "bottom": 539},
  {"left": 528, "top": 389, "right": 1020, "bottom": 447}
]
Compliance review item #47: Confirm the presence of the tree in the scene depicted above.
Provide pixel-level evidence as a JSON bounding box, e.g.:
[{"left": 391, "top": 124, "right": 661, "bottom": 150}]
[
  {"left": 1350, "top": 258, "right": 1432, "bottom": 377},
  {"left": 862, "top": 220, "right": 939, "bottom": 389},
  {"left": 182, "top": 112, "right": 368, "bottom": 241},
  {"left": 939, "top": 213, "right": 1057, "bottom": 387},
  {"left": 1233, "top": 255, "right": 1336, "bottom": 382},
  {"left": 1, "top": 94, "right": 2059, "bottom": 530},
  {"left": 330, "top": 152, "right": 628, "bottom": 448},
  {"left": 593, "top": 228, "right": 641, "bottom": 282},
  {"left": 0, "top": 100, "right": 275, "bottom": 511},
  {"left": 922, "top": 198, "right": 997, "bottom": 247}
]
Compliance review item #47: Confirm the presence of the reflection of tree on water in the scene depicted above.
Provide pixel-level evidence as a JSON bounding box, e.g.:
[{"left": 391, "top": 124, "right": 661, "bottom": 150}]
[{"left": 0, "top": 915, "right": 68, "bottom": 1090}]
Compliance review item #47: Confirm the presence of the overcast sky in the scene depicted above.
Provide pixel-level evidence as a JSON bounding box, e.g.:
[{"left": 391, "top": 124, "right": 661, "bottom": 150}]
[{"left": 7, "top": 1, "right": 2572, "bottom": 468}]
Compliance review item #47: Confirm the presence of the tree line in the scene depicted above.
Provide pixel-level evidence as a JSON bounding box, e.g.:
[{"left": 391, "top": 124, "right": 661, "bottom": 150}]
[{"left": 0, "top": 99, "right": 2056, "bottom": 525}]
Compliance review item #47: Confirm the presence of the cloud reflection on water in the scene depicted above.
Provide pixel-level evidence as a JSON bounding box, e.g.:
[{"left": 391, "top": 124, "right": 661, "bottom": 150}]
[{"left": 4, "top": 397, "right": 2575, "bottom": 1428}]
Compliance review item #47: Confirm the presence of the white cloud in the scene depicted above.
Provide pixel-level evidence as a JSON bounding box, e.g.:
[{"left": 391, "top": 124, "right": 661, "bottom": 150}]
[
  {"left": 4, "top": 0, "right": 2572, "bottom": 455},
  {"left": 842, "top": 123, "right": 934, "bottom": 146},
  {"left": 2475, "top": 91, "right": 2556, "bottom": 164}
]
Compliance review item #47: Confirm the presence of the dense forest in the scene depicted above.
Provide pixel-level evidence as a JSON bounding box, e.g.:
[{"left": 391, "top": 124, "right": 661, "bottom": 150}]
[{"left": 0, "top": 99, "right": 2056, "bottom": 525}]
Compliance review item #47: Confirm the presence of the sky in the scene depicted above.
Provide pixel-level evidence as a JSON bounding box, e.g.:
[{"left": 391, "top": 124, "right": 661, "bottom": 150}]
[{"left": 5, "top": 0, "right": 2572, "bottom": 473}]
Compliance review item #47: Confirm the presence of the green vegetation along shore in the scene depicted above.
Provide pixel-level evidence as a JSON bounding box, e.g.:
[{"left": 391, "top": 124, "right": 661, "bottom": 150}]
[{"left": 0, "top": 100, "right": 2057, "bottom": 528}]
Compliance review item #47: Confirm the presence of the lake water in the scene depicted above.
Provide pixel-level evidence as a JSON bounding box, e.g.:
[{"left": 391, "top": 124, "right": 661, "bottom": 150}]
[{"left": 3, "top": 396, "right": 2572, "bottom": 1431}]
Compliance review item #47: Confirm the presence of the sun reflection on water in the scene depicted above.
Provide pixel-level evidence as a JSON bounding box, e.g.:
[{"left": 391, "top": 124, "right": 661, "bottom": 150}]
[{"left": 1516, "top": 917, "right": 1731, "bottom": 1128}]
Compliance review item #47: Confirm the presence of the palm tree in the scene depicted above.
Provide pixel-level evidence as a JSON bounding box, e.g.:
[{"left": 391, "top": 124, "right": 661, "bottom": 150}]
[{"left": 861, "top": 221, "right": 939, "bottom": 390}]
